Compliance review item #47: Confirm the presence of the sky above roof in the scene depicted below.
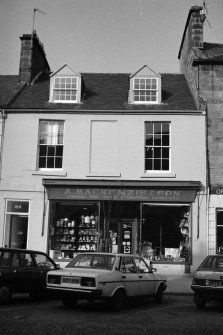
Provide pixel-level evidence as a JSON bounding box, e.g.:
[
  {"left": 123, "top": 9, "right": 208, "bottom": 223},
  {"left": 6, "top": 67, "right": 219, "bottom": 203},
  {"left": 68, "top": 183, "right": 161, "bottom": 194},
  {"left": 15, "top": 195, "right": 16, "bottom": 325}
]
[{"left": 1, "top": 0, "right": 223, "bottom": 75}]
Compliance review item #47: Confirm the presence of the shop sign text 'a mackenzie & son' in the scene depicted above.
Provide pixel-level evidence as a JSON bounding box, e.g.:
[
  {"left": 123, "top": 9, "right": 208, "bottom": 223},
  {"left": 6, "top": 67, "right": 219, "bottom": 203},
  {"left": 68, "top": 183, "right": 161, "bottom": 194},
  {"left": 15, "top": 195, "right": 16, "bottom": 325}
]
[{"left": 48, "top": 187, "right": 197, "bottom": 202}]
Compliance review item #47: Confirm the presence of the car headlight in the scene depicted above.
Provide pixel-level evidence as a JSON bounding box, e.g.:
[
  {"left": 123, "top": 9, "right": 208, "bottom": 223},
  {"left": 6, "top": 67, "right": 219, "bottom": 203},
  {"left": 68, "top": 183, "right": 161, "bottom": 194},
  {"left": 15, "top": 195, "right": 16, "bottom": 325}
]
[{"left": 81, "top": 277, "right": 96, "bottom": 287}]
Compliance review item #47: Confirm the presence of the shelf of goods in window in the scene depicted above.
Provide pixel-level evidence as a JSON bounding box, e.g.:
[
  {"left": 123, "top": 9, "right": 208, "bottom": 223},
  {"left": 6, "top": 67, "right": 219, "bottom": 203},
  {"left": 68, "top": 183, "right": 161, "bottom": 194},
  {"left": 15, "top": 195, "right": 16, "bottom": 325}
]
[
  {"left": 78, "top": 243, "right": 96, "bottom": 251},
  {"left": 61, "top": 243, "right": 76, "bottom": 251},
  {"left": 79, "top": 215, "right": 97, "bottom": 228},
  {"left": 56, "top": 218, "right": 76, "bottom": 228}
]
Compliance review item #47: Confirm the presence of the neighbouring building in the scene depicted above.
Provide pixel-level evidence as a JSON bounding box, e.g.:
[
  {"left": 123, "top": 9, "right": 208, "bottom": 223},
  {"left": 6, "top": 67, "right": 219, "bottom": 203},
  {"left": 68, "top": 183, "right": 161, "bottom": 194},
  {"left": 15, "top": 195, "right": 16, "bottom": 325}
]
[
  {"left": 0, "top": 11, "right": 208, "bottom": 275},
  {"left": 178, "top": 5, "right": 223, "bottom": 257}
]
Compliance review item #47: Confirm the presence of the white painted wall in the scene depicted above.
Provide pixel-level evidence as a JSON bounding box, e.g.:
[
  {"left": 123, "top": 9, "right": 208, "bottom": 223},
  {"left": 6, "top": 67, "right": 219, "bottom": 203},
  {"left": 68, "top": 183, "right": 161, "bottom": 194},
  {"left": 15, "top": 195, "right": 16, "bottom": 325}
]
[{"left": 0, "top": 111, "right": 207, "bottom": 269}]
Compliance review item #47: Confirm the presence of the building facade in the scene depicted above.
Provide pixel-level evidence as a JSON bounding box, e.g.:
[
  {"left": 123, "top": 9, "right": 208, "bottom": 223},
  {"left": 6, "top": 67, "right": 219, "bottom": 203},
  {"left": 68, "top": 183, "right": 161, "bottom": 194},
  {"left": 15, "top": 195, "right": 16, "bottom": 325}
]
[
  {"left": 0, "top": 11, "right": 208, "bottom": 274},
  {"left": 178, "top": 5, "right": 223, "bottom": 257}
]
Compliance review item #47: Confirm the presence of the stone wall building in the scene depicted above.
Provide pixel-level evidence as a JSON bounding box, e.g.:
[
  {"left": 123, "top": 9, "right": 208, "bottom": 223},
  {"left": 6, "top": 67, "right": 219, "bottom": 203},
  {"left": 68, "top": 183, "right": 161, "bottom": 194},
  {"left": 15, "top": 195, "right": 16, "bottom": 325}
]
[{"left": 178, "top": 5, "right": 223, "bottom": 256}]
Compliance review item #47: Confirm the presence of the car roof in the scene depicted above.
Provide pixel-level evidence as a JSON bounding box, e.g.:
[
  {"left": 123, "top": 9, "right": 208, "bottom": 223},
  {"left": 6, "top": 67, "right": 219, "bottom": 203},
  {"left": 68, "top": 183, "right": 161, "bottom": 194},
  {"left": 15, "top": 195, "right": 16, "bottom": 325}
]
[
  {"left": 74, "top": 252, "right": 140, "bottom": 257},
  {"left": 0, "top": 247, "right": 48, "bottom": 255}
]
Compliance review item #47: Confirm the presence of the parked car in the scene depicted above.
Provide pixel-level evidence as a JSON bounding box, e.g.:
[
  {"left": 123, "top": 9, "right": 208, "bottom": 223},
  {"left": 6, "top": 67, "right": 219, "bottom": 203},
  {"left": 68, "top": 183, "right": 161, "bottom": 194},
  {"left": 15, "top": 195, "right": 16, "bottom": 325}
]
[
  {"left": 191, "top": 254, "right": 223, "bottom": 309},
  {"left": 0, "top": 247, "right": 59, "bottom": 304},
  {"left": 46, "top": 252, "right": 167, "bottom": 310}
]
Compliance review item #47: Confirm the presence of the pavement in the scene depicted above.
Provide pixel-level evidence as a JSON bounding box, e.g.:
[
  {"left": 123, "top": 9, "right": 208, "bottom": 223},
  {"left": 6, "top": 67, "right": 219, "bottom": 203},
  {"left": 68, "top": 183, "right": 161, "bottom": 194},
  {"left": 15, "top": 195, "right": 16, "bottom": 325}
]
[{"left": 164, "top": 274, "right": 193, "bottom": 295}]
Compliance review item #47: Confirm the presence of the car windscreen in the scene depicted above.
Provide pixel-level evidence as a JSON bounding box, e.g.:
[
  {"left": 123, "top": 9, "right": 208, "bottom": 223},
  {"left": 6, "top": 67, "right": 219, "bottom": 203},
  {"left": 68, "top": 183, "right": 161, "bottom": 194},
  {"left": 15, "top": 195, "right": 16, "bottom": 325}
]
[
  {"left": 66, "top": 254, "right": 116, "bottom": 271},
  {"left": 199, "top": 256, "right": 223, "bottom": 271}
]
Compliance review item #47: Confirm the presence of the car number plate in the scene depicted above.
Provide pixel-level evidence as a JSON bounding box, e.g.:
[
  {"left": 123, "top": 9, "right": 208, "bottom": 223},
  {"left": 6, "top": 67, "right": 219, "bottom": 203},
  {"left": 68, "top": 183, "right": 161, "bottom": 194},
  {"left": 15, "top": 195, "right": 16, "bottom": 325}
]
[{"left": 62, "top": 277, "right": 80, "bottom": 284}]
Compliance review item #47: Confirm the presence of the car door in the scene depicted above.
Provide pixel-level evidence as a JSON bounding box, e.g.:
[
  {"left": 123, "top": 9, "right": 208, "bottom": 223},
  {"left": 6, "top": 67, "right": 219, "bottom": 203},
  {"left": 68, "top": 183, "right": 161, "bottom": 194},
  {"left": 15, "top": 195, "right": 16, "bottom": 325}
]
[
  {"left": 31, "top": 252, "right": 57, "bottom": 292},
  {"left": 134, "top": 257, "right": 155, "bottom": 296},
  {"left": 10, "top": 251, "right": 35, "bottom": 293},
  {"left": 120, "top": 256, "right": 140, "bottom": 297}
]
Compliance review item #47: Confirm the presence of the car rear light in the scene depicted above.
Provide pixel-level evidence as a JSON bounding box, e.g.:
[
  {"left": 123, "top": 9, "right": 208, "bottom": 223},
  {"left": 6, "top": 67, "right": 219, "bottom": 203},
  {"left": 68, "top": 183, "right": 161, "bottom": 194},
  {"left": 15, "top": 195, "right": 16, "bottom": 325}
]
[
  {"left": 193, "top": 278, "right": 207, "bottom": 286},
  {"left": 81, "top": 277, "right": 96, "bottom": 287},
  {"left": 48, "top": 275, "right": 61, "bottom": 284}
]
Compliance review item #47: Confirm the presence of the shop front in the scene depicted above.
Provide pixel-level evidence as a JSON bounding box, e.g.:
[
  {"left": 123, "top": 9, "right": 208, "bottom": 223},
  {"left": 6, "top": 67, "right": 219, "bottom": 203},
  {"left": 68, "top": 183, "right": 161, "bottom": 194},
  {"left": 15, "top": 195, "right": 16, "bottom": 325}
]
[{"left": 43, "top": 179, "right": 200, "bottom": 272}]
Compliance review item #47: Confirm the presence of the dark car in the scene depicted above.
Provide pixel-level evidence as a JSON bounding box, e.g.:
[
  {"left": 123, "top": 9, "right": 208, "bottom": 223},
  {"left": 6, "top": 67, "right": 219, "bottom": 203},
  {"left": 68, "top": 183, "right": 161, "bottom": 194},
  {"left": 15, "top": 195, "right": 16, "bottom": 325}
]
[
  {"left": 0, "top": 247, "right": 59, "bottom": 304},
  {"left": 191, "top": 254, "right": 223, "bottom": 309}
]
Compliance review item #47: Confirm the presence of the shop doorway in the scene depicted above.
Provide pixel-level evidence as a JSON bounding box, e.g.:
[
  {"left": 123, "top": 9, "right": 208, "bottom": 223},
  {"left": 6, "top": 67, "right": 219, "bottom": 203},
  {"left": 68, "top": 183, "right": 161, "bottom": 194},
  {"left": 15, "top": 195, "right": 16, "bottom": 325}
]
[
  {"left": 102, "top": 201, "right": 140, "bottom": 254},
  {"left": 9, "top": 215, "right": 28, "bottom": 249}
]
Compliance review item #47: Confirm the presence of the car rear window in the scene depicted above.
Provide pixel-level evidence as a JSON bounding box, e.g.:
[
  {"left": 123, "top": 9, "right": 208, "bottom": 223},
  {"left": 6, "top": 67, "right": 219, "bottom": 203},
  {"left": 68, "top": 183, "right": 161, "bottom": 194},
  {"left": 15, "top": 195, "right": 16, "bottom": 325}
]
[
  {"left": 67, "top": 254, "right": 116, "bottom": 270},
  {"left": 0, "top": 251, "right": 12, "bottom": 266},
  {"left": 200, "top": 256, "right": 223, "bottom": 271}
]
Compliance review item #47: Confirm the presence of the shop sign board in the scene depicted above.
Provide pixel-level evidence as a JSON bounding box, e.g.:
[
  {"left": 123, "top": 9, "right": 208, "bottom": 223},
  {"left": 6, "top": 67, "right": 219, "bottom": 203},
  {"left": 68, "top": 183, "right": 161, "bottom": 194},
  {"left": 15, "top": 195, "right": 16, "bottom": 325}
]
[
  {"left": 48, "top": 187, "right": 197, "bottom": 202},
  {"left": 211, "top": 187, "right": 223, "bottom": 195}
]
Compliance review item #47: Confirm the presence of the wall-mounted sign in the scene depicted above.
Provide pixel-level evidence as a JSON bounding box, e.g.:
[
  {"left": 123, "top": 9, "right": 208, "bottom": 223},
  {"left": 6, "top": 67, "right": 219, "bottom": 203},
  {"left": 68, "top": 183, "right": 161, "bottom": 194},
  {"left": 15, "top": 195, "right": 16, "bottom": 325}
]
[
  {"left": 48, "top": 187, "right": 197, "bottom": 202},
  {"left": 211, "top": 187, "right": 223, "bottom": 195},
  {"left": 6, "top": 201, "right": 29, "bottom": 213}
]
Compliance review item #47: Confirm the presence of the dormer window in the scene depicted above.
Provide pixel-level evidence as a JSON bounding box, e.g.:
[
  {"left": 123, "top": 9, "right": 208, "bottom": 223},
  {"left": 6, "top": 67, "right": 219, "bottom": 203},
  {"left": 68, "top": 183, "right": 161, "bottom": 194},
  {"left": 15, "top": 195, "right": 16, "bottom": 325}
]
[
  {"left": 129, "top": 65, "right": 161, "bottom": 105},
  {"left": 49, "top": 65, "right": 82, "bottom": 104},
  {"left": 53, "top": 77, "right": 77, "bottom": 102},
  {"left": 133, "top": 78, "right": 158, "bottom": 103}
]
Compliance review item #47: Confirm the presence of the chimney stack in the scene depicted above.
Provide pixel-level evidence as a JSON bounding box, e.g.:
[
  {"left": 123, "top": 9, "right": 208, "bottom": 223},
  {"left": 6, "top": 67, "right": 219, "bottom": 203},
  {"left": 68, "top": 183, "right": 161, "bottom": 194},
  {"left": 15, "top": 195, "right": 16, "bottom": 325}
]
[
  {"left": 19, "top": 31, "right": 50, "bottom": 84},
  {"left": 178, "top": 5, "right": 204, "bottom": 62},
  {"left": 188, "top": 6, "right": 204, "bottom": 49}
]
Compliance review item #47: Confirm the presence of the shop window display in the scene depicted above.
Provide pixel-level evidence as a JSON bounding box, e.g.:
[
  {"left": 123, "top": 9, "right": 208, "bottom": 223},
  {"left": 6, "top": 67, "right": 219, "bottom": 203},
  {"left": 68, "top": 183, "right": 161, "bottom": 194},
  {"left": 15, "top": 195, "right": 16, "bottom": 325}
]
[
  {"left": 49, "top": 202, "right": 99, "bottom": 259},
  {"left": 141, "top": 205, "right": 191, "bottom": 263}
]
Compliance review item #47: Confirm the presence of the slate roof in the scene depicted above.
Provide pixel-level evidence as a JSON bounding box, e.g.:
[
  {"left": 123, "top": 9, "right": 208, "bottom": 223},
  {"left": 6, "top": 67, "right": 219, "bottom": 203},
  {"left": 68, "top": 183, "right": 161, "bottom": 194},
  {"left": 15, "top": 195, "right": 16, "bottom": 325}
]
[
  {"left": 0, "top": 75, "right": 22, "bottom": 108},
  {"left": 1, "top": 72, "right": 197, "bottom": 111}
]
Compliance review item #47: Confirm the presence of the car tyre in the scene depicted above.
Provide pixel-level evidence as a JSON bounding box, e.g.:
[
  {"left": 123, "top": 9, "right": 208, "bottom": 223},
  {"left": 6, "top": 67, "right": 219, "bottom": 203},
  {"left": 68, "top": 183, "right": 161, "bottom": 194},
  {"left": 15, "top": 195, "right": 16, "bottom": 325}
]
[
  {"left": 110, "top": 289, "right": 126, "bottom": 311},
  {"left": 62, "top": 296, "right": 77, "bottom": 308},
  {"left": 154, "top": 285, "right": 164, "bottom": 304},
  {"left": 194, "top": 294, "right": 206, "bottom": 309},
  {"left": 0, "top": 284, "right": 12, "bottom": 305}
]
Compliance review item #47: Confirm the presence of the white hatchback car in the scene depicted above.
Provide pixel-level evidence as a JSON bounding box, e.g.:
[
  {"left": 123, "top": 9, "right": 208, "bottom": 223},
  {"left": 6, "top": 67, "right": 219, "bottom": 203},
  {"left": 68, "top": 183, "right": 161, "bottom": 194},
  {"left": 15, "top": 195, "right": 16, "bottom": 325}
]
[{"left": 47, "top": 252, "right": 167, "bottom": 310}]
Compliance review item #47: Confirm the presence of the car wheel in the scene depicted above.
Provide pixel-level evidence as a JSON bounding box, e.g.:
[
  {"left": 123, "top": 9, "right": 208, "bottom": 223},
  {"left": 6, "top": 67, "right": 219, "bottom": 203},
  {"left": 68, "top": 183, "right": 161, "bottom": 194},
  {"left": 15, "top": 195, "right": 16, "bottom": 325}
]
[
  {"left": 110, "top": 289, "right": 126, "bottom": 311},
  {"left": 0, "top": 284, "right": 12, "bottom": 305},
  {"left": 62, "top": 296, "right": 77, "bottom": 308},
  {"left": 154, "top": 285, "right": 164, "bottom": 304},
  {"left": 194, "top": 294, "right": 206, "bottom": 309}
]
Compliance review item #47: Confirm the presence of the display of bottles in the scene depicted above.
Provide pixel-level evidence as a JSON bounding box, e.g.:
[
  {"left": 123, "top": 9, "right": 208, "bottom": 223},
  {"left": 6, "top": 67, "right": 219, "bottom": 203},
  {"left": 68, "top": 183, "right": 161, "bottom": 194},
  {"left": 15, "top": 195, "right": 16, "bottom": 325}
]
[{"left": 53, "top": 215, "right": 98, "bottom": 256}]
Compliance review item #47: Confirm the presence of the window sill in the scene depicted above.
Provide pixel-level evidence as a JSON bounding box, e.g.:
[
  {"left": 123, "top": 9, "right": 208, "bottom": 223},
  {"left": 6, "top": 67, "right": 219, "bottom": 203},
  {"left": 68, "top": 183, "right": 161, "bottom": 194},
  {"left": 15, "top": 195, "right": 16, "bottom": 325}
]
[
  {"left": 141, "top": 173, "right": 176, "bottom": 178},
  {"left": 32, "top": 171, "right": 67, "bottom": 177},
  {"left": 86, "top": 172, "right": 121, "bottom": 177}
]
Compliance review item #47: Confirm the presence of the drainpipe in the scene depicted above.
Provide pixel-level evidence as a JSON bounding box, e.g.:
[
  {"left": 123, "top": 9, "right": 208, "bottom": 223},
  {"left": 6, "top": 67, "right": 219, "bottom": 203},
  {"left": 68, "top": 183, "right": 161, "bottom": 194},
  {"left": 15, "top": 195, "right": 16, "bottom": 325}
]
[
  {"left": 0, "top": 110, "right": 7, "bottom": 181},
  {"left": 197, "top": 66, "right": 209, "bottom": 254}
]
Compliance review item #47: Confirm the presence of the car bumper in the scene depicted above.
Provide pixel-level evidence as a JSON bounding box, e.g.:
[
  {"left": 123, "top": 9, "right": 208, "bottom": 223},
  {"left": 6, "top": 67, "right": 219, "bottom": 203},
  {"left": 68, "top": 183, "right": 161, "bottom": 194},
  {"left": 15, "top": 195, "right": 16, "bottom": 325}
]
[
  {"left": 191, "top": 284, "right": 223, "bottom": 301},
  {"left": 47, "top": 286, "right": 102, "bottom": 299}
]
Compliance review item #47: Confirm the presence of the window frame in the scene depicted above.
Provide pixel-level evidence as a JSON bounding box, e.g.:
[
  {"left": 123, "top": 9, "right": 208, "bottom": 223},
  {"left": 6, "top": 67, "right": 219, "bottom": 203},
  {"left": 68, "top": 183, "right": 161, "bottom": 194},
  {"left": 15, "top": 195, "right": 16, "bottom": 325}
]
[
  {"left": 133, "top": 77, "right": 158, "bottom": 104},
  {"left": 216, "top": 208, "right": 223, "bottom": 253},
  {"left": 53, "top": 76, "right": 78, "bottom": 103},
  {"left": 38, "top": 120, "right": 64, "bottom": 170},
  {"left": 144, "top": 121, "right": 171, "bottom": 173}
]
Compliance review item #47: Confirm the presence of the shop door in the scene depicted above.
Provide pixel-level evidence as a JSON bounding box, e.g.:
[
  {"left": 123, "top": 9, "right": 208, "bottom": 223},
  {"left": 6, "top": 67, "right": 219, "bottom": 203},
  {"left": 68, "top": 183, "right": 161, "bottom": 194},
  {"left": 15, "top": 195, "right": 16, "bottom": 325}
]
[
  {"left": 118, "top": 220, "right": 133, "bottom": 254},
  {"left": 9, "top": 216, "right": 28, "bottom": 249}
]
